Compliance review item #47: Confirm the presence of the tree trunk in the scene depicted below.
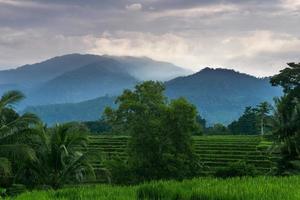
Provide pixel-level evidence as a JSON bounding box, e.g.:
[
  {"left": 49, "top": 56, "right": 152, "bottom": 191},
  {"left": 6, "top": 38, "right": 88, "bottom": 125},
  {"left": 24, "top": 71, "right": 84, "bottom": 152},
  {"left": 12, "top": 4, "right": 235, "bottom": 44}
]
[{"left": 261, "top": 118, "right": 264, "bottom": 135}]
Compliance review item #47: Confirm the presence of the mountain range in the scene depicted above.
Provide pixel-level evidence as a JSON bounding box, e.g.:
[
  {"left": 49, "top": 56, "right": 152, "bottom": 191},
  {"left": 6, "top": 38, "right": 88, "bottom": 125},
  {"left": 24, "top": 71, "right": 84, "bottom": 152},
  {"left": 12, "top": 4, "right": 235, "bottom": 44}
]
[
  {"left": 0, "top": 54, "right": 190, "bottom": 106},
  {"left": 0, "top": 54, "right": 282, "bottom": 125}
]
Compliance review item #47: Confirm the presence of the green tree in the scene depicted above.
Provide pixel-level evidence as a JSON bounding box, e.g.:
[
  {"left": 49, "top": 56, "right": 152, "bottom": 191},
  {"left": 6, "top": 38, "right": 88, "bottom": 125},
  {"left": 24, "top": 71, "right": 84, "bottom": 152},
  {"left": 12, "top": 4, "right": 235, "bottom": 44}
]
[
  {"left": 206, "top": 123, "right": 229, "bottom": 135},
  {"left": 17, "top": 123, "right": 96, "bottom": 189},
  {"left": 196, "top": 114, "right": 206, "bottom": 133},
  {"left": 270, "top": 63, "right": 300, "bottom": 94},
  {"left": 104, "top": 81, "right": 200, "bottom": 181},
  {"left": 228, "top": 107, "right": 260, "bottom": 135},
  {"left": 270, "top": 63, "right": 300, "bottom": 173},
  {"left": 255, "top": 102, "right": 272, "bottom": 135},
  {"left": 0, "top": 91, "right": 39, "bottom": 186}
]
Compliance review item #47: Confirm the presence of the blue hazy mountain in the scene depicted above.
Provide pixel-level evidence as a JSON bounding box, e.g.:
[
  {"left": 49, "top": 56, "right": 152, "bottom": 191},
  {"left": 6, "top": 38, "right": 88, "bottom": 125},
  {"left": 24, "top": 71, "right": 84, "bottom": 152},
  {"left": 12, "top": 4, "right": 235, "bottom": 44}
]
[
  {"left": 24, "top": 96, "right": 116, "bottom": 125},
  {"left": 30, "top": 59, "right": 137, "bottom": 105},
  {"left": 24, "top": 68, "right": 282, "bottom": 125},
  {"left": 0, "top": 54, "right": 190, "bottom": 107},
  {"left": 165, "top": 68, "right": 282, "bottom": 124}
]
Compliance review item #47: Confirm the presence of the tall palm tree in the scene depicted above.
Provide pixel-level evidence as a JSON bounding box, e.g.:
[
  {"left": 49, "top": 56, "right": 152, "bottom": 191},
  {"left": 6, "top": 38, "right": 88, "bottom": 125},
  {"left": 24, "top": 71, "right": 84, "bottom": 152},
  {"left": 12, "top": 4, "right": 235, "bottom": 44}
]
[
  {"left": 0, "top": 91, "right": 39, "bottom": 186},
  {"left": 17, "top": 123, "right": 97, "bottom": 189},
  {"left": 256, "top": 102, "right": 272, "bottom": 135}
]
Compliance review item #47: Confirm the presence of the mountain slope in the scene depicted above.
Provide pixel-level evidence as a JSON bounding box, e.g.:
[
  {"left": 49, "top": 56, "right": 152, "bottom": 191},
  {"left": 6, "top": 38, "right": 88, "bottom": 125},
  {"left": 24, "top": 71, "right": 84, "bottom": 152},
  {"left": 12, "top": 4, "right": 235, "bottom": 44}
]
[
  {"left": 0, "top": 54, "right": 190, "bottom": 107},
  {"left": 25, "top": 68, "right": 282, "bottom": 125},
  {"left": 165, "top": 68, "right": 282, "bottom": 124},
  {"left": 29, "top": 59, "right": 137, "bottom": 105},
  {"left": 24, "top": 96, "right": 116, "bottom": 125},
  {"left": 0, "top": 54, "right": 104, "bottom": 85},
  {"left": 110, "top": 56, "right": 191, "bottom": 81},
  {"left": 0, "top": 54, "right": 190, "bottom": 85}
]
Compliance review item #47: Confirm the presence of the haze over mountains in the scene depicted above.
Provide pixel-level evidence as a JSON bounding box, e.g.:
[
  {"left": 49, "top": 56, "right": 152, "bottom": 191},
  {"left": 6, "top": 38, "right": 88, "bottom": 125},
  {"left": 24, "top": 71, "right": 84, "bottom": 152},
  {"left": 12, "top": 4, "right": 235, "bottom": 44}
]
[
  {"left": 0, "top": 54, "right": 190, "bottom": 106},
  {"left": 0, "top": 54, "right": 282, "bottom": 125}
]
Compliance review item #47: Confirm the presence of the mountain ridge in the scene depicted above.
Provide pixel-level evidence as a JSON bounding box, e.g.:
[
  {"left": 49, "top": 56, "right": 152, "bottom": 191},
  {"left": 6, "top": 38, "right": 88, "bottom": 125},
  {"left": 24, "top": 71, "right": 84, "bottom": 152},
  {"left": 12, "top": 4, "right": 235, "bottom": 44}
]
[
  {"left": 24, "top": 67, "right": 282, "bottom": 125},
  {"left": 0, "top": 54, "right": 190, "bottom": 107},
  {"left": 165, "top": 67, "right": 282, "bottom": 124}
]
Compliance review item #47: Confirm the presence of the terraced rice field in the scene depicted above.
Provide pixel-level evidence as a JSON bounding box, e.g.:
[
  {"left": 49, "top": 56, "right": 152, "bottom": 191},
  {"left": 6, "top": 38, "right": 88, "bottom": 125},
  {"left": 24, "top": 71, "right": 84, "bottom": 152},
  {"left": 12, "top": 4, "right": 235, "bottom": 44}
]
[{"left": 84, "top": 135, "right": 279, "bottom": 181}]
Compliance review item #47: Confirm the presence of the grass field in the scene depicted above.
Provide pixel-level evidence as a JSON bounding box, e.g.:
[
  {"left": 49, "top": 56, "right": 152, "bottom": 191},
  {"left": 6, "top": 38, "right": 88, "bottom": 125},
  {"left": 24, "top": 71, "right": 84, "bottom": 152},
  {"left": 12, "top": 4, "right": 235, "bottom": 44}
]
[
  {"left": 6, "top": 176, "right": 300, "bottom": 200},
  {"left": 84, "top": 135, "right": 279, "bottom": 180}
]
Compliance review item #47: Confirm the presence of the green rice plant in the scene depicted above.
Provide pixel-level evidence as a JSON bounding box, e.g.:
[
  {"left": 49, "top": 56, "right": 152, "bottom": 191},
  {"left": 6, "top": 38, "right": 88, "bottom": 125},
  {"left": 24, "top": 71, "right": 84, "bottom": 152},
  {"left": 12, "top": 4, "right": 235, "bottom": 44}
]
[{"left": 4, "top": 176, "right": 300, "bottom": 200}]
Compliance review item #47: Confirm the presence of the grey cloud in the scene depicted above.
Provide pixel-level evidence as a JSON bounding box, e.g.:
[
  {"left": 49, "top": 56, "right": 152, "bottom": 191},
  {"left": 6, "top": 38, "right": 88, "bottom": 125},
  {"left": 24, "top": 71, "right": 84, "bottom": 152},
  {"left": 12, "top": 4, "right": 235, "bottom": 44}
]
[{"left": 0, "top": 0, "right": 299, "bottom": 76}]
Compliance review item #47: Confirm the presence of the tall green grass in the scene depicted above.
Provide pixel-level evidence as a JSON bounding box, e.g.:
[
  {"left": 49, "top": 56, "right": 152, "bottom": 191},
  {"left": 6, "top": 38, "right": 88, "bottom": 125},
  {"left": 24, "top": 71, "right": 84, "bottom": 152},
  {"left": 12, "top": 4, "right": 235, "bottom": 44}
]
[
  {"left": 6, "top": 176, "right": 300, "bottom": 200},
  {"left": 137, "top": 176, "right": 300, "bottom": 200}
]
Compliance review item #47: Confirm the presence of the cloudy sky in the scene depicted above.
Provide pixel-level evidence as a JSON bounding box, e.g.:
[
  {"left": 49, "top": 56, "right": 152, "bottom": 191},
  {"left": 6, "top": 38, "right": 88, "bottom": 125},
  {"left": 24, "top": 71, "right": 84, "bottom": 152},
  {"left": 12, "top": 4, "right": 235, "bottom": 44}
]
[{"left": 0, "top": 0, "right": 299, "bottom": 76}]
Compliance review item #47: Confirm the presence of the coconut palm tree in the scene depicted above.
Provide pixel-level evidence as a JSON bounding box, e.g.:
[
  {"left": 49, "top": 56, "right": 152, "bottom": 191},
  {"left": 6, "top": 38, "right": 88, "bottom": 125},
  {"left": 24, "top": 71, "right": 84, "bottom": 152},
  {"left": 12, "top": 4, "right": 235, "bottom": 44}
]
[
  {"left": 0, "top": 90, "right": 39, "bottom": 186},
  {"left": 17, "top": 123, "right": 97, "bottom": 189}
]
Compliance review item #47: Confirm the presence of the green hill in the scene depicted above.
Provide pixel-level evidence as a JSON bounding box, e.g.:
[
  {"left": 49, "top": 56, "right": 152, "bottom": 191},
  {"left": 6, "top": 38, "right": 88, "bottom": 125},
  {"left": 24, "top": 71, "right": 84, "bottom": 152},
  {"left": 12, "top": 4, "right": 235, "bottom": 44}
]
[
  {"left": 166, "top": 68, "right": 282, "bottom": 124},
  {"left": 24, "top": 96, "right": 116, "bottom": 125}
]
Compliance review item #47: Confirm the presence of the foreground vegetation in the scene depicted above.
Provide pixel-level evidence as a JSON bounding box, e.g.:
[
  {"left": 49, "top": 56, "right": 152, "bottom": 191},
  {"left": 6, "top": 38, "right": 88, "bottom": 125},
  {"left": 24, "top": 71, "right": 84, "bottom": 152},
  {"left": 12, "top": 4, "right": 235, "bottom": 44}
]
[{"left": 4, "top": 176, "right": 300, "bottom": 200}]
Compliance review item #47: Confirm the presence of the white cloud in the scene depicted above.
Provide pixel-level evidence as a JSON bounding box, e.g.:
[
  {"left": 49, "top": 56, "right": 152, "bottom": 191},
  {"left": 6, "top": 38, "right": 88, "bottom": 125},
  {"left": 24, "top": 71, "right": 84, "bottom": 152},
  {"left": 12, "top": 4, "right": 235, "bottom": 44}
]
[
  {"left": 223, "top": 31, "right": 300, "bottom": 58},
  {"left": 148, "top": 4, "right": 239, "bottom": 19},
  {"left": 0, "top": 28, "right": 94, "bottom": 68},
  {"left": 0, "top": 0, "right": 49, "bottom": 8},
  {"left": 89, "top": 32, "right": 198, "bottom": 69},
  {"left": 281, "top": 0, "right": 300, "bottom": 10},
  {"left": 89, "top": 31, "right": 300, "bottom": 76},
  {"left": 0, "top": 28, "right": 299, "bottom": 77},
  {"left": 126, "top": 3, "right": 142, "bottom": 11}
]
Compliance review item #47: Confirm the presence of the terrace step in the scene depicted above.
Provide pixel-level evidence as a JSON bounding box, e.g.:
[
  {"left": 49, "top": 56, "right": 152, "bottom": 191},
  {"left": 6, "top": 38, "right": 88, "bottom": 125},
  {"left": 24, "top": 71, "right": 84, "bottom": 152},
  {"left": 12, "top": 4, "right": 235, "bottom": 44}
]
[{"left": 80, "top": 135, "right": 279, "bottom": 182}]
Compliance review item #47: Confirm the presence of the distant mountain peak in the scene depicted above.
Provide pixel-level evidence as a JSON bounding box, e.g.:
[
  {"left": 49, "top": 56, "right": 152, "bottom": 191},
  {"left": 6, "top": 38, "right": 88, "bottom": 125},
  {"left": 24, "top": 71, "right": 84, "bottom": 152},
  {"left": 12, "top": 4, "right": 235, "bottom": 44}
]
[
  {"left": 166, "top": 68, "right": 282, "bottom": 124},
  {"left": 0, "top": 53, "right": 190, "bottom": 107}
]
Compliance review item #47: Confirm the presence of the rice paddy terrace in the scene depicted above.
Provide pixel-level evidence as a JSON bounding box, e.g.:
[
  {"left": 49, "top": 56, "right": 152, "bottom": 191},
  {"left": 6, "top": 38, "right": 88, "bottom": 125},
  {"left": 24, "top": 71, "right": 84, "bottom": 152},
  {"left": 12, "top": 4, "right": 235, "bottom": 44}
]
[{"left": 85, "top": 135, "right": 280, "bottom": 181}]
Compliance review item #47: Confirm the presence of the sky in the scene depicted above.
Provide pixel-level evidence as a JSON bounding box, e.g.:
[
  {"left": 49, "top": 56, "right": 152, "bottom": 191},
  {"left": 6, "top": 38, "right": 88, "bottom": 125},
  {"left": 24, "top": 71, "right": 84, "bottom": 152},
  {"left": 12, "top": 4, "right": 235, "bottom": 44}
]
[{"left": 0, "top": 0, "right": 299, "bottom": 76}]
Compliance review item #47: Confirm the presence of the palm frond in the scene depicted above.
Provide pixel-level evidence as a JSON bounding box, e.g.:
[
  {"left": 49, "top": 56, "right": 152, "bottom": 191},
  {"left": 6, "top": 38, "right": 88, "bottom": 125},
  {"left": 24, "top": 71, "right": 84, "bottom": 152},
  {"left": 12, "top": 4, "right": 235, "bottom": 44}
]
[
  {"left": 0, "top": 144, "right": 37, "bottom": 162},
  {"left": 0, "top": 113, "right": 40, "bottom": 140},
  {"left": 0, "top": 91, "right": 25, "bottom": 110}
]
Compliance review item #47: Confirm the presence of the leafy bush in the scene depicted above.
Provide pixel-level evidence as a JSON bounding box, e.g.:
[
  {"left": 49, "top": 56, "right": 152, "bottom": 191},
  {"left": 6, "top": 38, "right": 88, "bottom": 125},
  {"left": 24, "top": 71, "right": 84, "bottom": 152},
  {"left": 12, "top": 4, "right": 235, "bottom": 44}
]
[
  {"left": 106, "top": 159, "right": 135, "bottom": 185},
  {"left": 0, "top": 187, "right": 6, "bottom": 197},
  {"left": 205, "top": 124, "right": 229, "bottom": 135},
  {"left": 6, "top": 184, "right": 26, "bottom": 196},
  {"left": 214, "top": 161, "right": 258, "bottom": 178}
]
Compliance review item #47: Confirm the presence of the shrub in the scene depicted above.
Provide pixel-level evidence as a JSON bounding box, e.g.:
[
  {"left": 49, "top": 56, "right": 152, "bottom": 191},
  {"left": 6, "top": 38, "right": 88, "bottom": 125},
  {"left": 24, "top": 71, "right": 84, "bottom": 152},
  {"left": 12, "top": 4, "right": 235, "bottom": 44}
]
[
  {"left": 0, "top": 187, "right": 6, "bottom": 197},
  {"left": 214, "top": 161, "right": 258, "bottom": 178},
  {"left": 6, "top": 184, "right": 26, "bottom": 196},
  {"left": 106, "top": 159, "right": 135, "bottom": 185}
]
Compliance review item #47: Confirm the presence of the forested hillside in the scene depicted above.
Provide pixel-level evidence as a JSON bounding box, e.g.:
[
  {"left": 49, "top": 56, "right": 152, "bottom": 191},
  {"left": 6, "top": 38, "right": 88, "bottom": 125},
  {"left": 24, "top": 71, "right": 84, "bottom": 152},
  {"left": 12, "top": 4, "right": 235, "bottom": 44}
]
[
  {"left": 166, "top": 68, "right": 282, "bottom": 124},
  {"left": 24, "top": 96, "right": 116, "bottom": 125}
]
